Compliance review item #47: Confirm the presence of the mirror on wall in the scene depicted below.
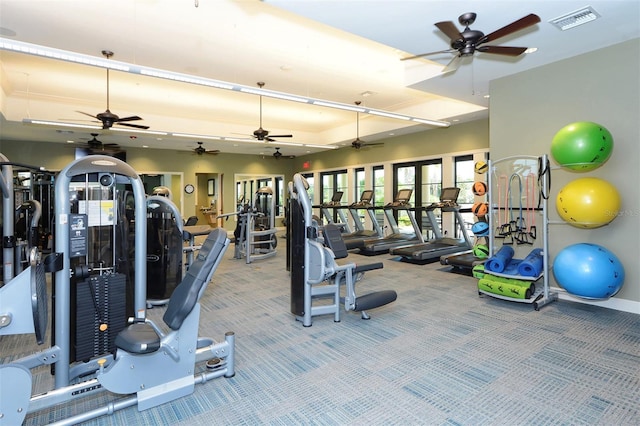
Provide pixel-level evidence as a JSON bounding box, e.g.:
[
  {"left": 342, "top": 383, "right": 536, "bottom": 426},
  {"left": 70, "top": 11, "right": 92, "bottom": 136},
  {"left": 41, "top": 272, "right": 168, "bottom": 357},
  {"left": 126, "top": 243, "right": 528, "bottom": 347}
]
[
  {"left": 139, "top": 172, "right": 184, "bottom": 214},
  {"left": 235, "top": 173, "right": 285, "bottom": 220}
]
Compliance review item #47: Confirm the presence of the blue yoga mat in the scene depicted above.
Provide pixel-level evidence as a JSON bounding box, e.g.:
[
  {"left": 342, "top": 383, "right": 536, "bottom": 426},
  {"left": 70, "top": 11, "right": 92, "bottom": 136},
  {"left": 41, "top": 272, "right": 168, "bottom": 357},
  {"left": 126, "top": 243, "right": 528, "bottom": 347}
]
[
  {"left": 517, "top": 248, "right": 544, "bottom": 277},
  {"left": 485, "top": 246, "right": 515, "bottom": 273}
]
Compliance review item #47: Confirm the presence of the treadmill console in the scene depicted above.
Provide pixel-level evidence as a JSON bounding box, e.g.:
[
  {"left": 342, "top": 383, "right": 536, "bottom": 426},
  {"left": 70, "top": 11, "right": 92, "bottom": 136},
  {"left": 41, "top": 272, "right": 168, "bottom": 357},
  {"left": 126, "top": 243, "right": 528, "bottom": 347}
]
[
  {"left": 351, "top": 190, "right": 374, "bottom": 208},
  {"left": 386, "top": 188, "right": 413, "bottom": 207},
  {"left": 322, "top": 191, "right": 344, "bottom": 207},
  {"left": 426, "top": 187, "right": 460, "bottom": 209}
]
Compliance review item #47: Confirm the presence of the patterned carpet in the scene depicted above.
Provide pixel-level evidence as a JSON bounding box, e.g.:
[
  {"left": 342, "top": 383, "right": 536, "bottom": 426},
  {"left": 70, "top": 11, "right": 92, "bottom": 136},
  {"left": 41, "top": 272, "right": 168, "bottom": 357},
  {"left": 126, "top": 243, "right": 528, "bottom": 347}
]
[{"left": 3, "top": 233, "right": 639, "bottom": 425}]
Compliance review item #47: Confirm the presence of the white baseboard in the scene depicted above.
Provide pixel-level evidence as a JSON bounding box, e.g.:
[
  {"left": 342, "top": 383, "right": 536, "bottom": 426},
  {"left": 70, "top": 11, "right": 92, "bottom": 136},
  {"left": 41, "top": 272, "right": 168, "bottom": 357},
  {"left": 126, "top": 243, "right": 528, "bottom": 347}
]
[{"left": 551, "top": 286, "right": 640, "bottom": 314}]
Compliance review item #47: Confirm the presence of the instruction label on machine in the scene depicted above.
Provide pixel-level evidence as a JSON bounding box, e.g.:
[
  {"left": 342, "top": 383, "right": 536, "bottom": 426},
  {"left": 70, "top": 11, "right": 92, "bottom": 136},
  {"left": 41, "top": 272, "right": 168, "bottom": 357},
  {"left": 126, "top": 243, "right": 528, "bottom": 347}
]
[
  {"left": 69, "top": 214, "right": 88, "bottom": 258},
  {"left": 78, "top": 200, "right": 115, "bottom": 227}
]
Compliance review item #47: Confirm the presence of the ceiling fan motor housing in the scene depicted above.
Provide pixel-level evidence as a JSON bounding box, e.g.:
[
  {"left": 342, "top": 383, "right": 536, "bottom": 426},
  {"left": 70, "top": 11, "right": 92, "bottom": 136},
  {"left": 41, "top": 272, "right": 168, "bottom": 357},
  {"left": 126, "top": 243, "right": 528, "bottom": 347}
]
[
  {"left": 97, "top": 110, "right": 119, "bottom": 129},
  {"left": 457, "top": 29, "right": 485, "bottom": 56}
]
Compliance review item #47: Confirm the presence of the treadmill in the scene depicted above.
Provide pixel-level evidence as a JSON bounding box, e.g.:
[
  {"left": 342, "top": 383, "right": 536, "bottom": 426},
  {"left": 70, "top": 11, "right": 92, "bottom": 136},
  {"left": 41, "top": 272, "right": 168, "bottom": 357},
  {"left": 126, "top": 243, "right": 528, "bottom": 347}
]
[
  {"left": 340, "top": 190, "right": 384, "bottom": 249},
  {"left": 313, "top": 191, "right": 351, "bottom": 233},
  {"left": 358, "top": 188, "right": 423, "bottom": 255},
  {"left": 390, "top": 187, "right": 473, "bottom": 263}
]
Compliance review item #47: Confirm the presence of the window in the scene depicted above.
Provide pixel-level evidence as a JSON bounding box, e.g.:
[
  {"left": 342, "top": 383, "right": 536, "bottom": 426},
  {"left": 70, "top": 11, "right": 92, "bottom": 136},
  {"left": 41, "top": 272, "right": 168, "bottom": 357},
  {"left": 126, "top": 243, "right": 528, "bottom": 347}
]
[
  {"left": 354, "top": 168, "right": 365, "bottom": 203},
  {"left": 394, "top": 159, "right": 442, "bottom": 237},
  {"left": 372, "top": 166, "right": 384, "bottom": 207},
  {"left": 301, "top": 173, "right": 314, "bottom": 203},
  {"left": 455, "top": 155, "right": 475, "bottom": 234},
  {"left": 320, "top": 170, "right": 347, "bottom": 222}
]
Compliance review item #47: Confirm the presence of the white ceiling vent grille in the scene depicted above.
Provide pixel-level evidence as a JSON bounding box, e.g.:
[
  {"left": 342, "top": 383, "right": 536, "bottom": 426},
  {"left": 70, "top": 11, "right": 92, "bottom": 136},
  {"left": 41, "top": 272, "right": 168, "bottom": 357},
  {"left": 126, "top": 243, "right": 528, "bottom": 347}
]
[{"left": 549, "top": 6, "right": 601, "bottom": 31}]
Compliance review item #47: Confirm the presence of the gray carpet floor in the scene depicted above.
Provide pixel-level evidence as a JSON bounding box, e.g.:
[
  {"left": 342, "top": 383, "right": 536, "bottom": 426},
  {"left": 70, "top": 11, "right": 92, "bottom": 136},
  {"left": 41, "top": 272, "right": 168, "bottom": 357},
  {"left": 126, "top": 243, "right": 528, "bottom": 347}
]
[{"left": 3, "top": 234, "right": 639, "bottom": 425}]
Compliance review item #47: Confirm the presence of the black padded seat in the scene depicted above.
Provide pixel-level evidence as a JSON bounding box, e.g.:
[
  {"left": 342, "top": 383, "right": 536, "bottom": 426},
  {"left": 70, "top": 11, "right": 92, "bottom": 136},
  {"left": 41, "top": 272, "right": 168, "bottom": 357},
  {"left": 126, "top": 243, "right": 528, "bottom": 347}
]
[
  {"left": 114, "top": 228, "right": 228, "bottom": 354},
  {"left": 115, "top": 322, "right": 161, "bottom": 354},
  {"left": 323, "top": 224, "right": 383, "bottom": 273}
]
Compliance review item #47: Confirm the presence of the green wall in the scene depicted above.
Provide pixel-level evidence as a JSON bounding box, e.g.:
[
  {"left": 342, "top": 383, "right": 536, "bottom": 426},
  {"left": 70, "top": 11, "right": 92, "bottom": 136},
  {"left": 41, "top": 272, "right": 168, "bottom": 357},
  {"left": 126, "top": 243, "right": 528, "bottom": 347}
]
[
  {"left": 1, "top": 119, "right": 488, "bottom": 231},
  {"left": 289, "top": 119, "right": 489, "bottom": 171},
  {"left": 490, "top": 38, "right": 639, "bottom": 309}
]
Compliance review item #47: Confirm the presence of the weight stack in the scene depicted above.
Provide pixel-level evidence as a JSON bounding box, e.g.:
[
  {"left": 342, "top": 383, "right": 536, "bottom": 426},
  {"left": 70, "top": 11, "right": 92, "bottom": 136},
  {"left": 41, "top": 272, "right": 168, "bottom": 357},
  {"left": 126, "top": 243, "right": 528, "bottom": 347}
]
[{"left": 73, "top": 273, "right": 127, "bottom": 362}]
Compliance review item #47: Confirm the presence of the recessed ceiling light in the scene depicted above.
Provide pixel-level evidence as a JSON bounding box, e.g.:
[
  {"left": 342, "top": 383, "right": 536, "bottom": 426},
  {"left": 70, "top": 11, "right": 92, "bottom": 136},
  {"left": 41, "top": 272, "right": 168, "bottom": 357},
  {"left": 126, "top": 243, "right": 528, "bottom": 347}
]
[
  {"left": 483, "top": 95, "right": 490, "bottom": 99},
  {"left": 142, "top": 145, "right": 149, "bottom": 148}
]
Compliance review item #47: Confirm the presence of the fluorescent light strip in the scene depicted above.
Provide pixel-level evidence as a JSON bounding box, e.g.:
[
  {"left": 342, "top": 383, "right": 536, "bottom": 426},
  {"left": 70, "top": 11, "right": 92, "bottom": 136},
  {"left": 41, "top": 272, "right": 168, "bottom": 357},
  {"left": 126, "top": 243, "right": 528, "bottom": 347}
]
[
  {"left": 312, "top": 100, "right": 366, "bottom": 112},
  {"left": 141, "top": 69, "right": 234, "bottom": 90},
  {"left": 266, "top": 141, "right": 300, "bottom": 146},
  {"left": 304, "top": 144, "right": 339, "bottom": 149},
  {"left": 369, "top": 110, "right": 411, "bottom": 120},
  {"left": 23, "top": 118, "right": 101, "bottom": 130},
  {"left": 171, "top": 132, "right": 222, "bottom": 140},
  {"left": 111, "top": 127, "right": 168, "bottom": 136},
  {"left": 2, "top": 38, "right": 449, "bottom": 128},
  {"left": 223, "top": 137, "right": 256, "bottom": 143},
  {"left": 239, "top": 87, "right": 308, "bottom": 103}
]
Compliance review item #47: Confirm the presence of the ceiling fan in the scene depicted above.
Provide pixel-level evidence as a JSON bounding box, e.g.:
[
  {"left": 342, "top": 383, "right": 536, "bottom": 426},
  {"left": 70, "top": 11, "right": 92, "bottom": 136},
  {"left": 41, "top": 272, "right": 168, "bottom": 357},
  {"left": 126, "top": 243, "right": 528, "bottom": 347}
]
[
  {"left": 76, "top": 50, "right": 150, "bottom": 130},
  {"left": 78, "top": 133, "right": 120, "bottom": 150},
  {"left": 401, "top": 13, "right": 541, "bottom": 73},
  {"left": 351, "top": 101, "right": 383, "bottom": 150},
  {"left": 193, "top": 141, "right": 220, "bottom": 156},
  {"left": 272, "top": 147, "right": 295, "bottom": 160},
  {"left": 251, "top": 82, "right": 293, "bottom": 142}
]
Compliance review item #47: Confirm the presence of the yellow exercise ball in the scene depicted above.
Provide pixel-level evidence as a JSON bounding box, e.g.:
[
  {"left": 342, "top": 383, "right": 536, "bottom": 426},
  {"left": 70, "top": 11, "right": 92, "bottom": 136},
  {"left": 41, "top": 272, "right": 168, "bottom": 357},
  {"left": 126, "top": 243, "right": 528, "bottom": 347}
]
[{"left": 556, "top": 177, "right": 621, "bottom": 228}]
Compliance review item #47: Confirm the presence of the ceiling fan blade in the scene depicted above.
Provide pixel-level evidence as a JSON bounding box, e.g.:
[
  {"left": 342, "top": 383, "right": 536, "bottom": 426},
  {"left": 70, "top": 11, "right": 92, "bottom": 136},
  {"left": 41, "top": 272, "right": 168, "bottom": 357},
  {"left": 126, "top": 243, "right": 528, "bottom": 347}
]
[
  {"left": 442, "top": 55, "right": 463, "bottom": 73},
  {"left": 477, "top": 14, "right": 541, "bottom": 45},
  {"left": 435, "top": 21, "right": 464, "bottom": 42},
  {"left": 116, "top": 122, "right": 150, "bottom": 130},
  {"left": 268, "top": 134, "right": 293, "bottom": 138},
  {"left": 116, "top": 115, "right": 143, "bottom": 122},
  {"left": 401, "top": 49, "right": 457, "bottom": 61},
  {"left": 77, "top": 111, "right": 98, "bottom": 119},
  {"left": 476, "top": 45, "right": 528, "bottom": 56}
]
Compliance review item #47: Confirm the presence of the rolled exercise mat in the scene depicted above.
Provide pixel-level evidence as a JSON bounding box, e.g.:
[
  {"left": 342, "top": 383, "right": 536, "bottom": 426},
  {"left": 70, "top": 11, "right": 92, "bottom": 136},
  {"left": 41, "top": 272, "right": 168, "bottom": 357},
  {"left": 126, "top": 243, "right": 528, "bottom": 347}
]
[
  {"left": 478, "top": 277, "right": 533, "bottom": 300},
  {"left": 483, "top": 274, "right": 535, "bottom": 294},
  {"left": 517, "top": 248, "right": 544, "bottom": 277},
  {"left": 484, "top": 246, "right": 515, "bottom": 273}
]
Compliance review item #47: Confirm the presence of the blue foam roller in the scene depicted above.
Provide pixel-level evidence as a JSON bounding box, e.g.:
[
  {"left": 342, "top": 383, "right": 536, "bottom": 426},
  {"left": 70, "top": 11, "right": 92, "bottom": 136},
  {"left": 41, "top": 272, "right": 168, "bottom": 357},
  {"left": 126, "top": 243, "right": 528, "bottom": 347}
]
[
  {"left": 485, "top": 246, "right": 515, "bottom": 273},
  {"left": 517, "top": 248, "right": 544, "bottom": 277}
]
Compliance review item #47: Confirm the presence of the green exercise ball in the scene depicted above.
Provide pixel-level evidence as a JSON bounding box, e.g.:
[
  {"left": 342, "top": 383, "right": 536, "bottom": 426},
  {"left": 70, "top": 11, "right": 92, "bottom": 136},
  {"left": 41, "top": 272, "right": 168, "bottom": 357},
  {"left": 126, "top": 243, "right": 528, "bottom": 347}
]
[{"left": 551, "top": 121, "right": 613, "bottom": 171}]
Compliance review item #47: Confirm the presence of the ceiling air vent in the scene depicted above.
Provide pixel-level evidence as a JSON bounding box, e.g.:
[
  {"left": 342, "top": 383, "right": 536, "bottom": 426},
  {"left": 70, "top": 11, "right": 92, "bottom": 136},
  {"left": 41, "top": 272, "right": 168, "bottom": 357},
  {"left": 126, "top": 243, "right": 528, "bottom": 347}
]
[{"left": 549, "top": 6, "right": 601, "bottom": 31}]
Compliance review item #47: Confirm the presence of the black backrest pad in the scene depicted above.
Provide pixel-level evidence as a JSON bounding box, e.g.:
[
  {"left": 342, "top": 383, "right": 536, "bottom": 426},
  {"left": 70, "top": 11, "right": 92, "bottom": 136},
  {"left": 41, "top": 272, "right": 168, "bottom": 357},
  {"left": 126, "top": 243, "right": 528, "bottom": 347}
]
[
  {"left": 323, "top": 223, "right": 349, "bottom": 259},
  {"left": 163, "top": 228, "right": 227, "bottom": 330}
]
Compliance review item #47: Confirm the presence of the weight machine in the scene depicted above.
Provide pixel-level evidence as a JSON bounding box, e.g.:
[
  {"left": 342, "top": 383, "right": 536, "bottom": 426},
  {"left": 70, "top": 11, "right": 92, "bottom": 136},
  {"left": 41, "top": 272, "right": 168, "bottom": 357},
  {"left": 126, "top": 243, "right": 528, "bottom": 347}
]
[
  {"left": 1, "top": 155, "right": 54, "bottom": 283},
  {"left": 0, "top": 155, "right": 235, "bottom": 425},
  {"left": 289, "top": 173, "right": 397, "bottom": 327},
  {"left": 231, "top": 186, "right": 278, "bottom": 264}
]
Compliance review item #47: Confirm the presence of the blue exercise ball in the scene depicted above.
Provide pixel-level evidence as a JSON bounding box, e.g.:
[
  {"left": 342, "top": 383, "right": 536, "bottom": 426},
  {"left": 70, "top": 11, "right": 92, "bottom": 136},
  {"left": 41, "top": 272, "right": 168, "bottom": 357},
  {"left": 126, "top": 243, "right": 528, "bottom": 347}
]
[{"left": 553, "top": 243, "right": 625, "bottom": 299}]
